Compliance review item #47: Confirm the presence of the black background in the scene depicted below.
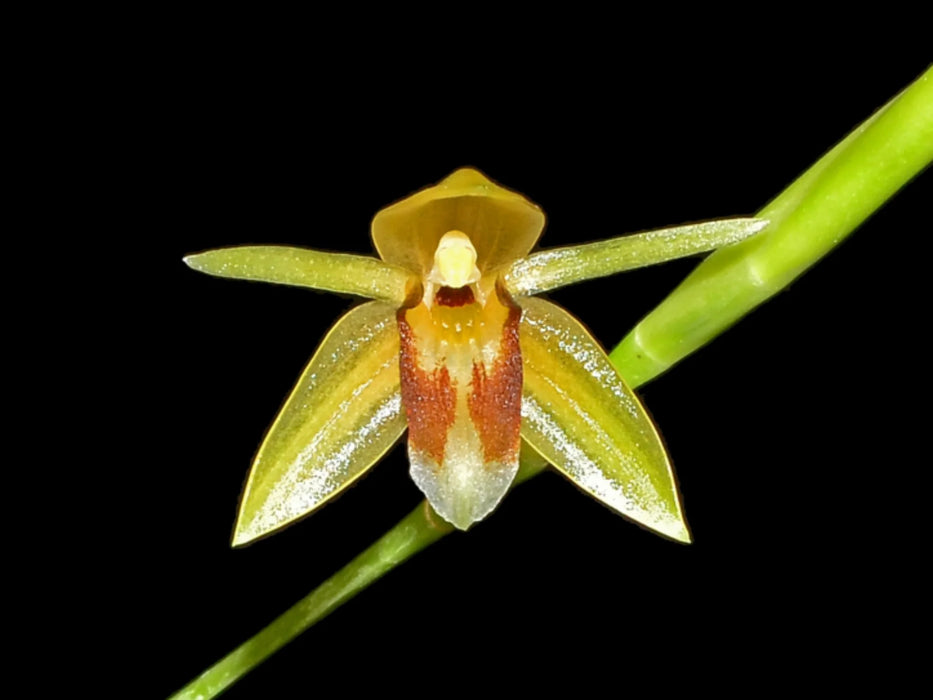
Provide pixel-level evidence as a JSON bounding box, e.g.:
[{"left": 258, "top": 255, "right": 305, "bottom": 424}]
[{"left": 89, "top": 51, "right": 929, "bottom": 697}]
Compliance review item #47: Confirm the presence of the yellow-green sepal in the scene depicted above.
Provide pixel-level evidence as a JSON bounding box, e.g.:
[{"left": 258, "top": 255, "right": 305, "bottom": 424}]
[
  {"left": 233, "top": 302, "right": 407, "bottom": 546},
  {"left": 371, "top": 168, "right": 545, "bottom": 278},
  {"left": 184, "top": 246, "right": 415, "bottom": 305},
  {"left": 518, "top": 297, "right": 690, "bottom": 542},
  {"left": 504, "top": 218, "right": 768, "bottom": 297}
]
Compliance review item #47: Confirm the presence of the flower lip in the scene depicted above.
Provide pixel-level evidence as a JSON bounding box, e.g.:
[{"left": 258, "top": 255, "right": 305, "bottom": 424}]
[{"left": 371, "top": 167, "right": 546, "bottom": 278}]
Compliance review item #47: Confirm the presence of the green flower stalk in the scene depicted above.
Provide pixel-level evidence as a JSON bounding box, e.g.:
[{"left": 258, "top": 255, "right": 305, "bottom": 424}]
[{"left": 171, "top": 68, "right": 932, "bottom": 700}]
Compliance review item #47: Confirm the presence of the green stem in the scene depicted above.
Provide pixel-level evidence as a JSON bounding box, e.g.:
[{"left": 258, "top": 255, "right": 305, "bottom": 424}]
[
  {"left": 610, "top": 66, "right": 933, "bottom": 386},
  {"left": 170, "top": 68, "right": 933, "bottom": 699},
  {"left": 170, "top": 504, "right": 453, "bottom": 700}
]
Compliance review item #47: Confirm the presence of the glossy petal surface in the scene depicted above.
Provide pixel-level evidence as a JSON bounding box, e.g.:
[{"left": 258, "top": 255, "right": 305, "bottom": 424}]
[
  {"left": 372, "top": 168, "right": 545, "bottom": 277},
  {"left": 518, "top": 297, "right": 690, "bottom": 542},
  {"left": 185, "top": 246, "right": 414, "bottom": 304},
  {"left": 504, "top": 218, "right": 769, "bottom": 297},
  {"left": 233, "top": 302, "right": 406, "bottom": 545}
]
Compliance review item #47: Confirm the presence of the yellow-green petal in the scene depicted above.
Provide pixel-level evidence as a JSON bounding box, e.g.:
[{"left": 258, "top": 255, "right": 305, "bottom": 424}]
[
  {"left": 371, "top": 168, "right": 545, "bottom": 277},
  {"left": 184, "top": 246, "right": 415, "bottom": 305},
  {"left": 518, "top": 297, "right": 690, "bottom": 543},
  {"left": 503, "top": 218, "right": 769, "bottom": 297},
  {"left": 233, "top": 302, "right": 406, "bottom": 546}
]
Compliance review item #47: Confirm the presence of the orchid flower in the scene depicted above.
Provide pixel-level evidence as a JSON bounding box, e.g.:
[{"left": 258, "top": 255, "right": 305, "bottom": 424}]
[{"left": 185, "top": 168, "right": 767, "bottom": 545}]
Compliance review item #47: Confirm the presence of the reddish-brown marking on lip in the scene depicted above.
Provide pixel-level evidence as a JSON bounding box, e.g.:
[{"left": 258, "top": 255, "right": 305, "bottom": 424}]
[
  {"left": 434, "top": 286, "right": 475, "bottom": 307},
  {"left": 398, "top": 310, "right": 456, "bottom": 467},
  {"left": 468, "top": 287, "right": 523, "bottom": 467}
]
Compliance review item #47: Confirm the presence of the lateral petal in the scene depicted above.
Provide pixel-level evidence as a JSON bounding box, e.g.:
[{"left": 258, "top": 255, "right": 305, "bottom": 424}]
[
  {"left": 504, "top": 218, "right": 768, "bottom": 297},
  {"left": 184, "top": 246, "right": 415, "bottom": 305},
  {"left": 233, "top": 302, "right": 406, "bottom": 545},
  {"left": 519, "top": 297, "right": 690, "bottom": 542}
]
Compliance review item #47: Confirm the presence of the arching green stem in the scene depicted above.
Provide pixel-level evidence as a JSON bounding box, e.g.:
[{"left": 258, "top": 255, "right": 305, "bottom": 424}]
[{"left": 610, "top": 67, "right": 933, "bottom": 385}]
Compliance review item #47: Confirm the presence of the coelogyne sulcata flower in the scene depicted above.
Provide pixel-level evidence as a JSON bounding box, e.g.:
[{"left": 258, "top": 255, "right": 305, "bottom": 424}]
[{"left": 185, "top": 168, "right": 767, "bottom": 545}]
